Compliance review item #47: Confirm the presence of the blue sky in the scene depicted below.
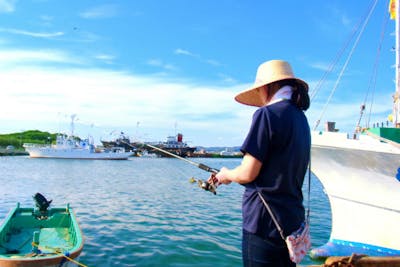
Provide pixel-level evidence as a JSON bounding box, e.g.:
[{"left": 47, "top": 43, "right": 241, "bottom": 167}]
[{"left": 0, "top": 0, "right": 396, "bottom": 146}]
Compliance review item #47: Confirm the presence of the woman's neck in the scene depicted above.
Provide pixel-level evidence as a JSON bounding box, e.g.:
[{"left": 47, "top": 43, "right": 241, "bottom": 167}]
[{"left": 267, "top": 85, "right": 293, "bottom": 106}]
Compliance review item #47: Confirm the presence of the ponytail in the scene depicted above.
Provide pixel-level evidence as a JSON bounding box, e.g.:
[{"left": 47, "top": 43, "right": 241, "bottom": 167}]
[
  {"left": 291, "top": 85, "right": 310, "bottom": 111},
  {"left": 274, "top": 79, "right": 310, "bottom": 110}
]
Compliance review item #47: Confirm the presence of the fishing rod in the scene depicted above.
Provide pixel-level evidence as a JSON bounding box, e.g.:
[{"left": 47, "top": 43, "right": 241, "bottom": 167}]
[{"left": 120, "top": 140, "right": 220, "bottom": 194}]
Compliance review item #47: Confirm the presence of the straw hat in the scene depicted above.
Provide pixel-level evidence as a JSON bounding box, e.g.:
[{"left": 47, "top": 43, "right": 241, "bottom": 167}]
[{"left": 235, "top": 60, "right": 309, "bottom": 107}]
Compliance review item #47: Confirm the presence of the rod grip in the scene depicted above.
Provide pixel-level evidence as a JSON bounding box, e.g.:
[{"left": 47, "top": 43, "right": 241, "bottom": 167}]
[{"left": 198, "top": 163, "right": 219, "bottom": 173}]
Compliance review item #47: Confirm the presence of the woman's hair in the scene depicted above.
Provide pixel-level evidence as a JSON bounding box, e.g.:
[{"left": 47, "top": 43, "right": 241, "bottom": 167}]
[{"left": 275, "top": 79, "right": 310, "bottom": 111}]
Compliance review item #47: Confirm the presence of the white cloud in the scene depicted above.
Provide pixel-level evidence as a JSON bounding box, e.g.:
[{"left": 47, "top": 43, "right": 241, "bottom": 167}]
[
  {"left": 309, "top": 61, "right": 331, "bottom": 71},
  {"left": 0, "top": 49, "right": 83, "bottom": 67},
  {"left": 146, "top": 59, "right": 177, "bottom": 71},
  {"left": 217, "top": 73, "right": 237, "bottom": 83},
  {"left": 307, "top": 92, "right": 393, "bottom": 132},
  {"left": 0, "top": 66, "right": 252, "bottom": 146},
  {"left": 205, "top": 59, "right": 221, "bottom": 66},
  {"left": 40, "top": 15, "right": 53, "bottom": 21},
  {"left": 0, "top": 46, "right": 387, "bottom": 146},
  {"left": 80, "top": 5, "right": 118, "bottom": 19},
  {"left": 0, "top": 0, "right": 16, "bottom": 13},
  {"left": 174, "top": 48, "right": 197, "bottom": 57},
  {"left": 0, "top": 28, "right": 64, "bottom": 38},
  {"left": 174, "top": 48, "right": 221, "bottom": 67},
  {"left": 2, "top": 62, "right": 390, "bottom": 147},
  {"left": 340, "top": 14, "right": 352, "bottom": 28},
  {"left": 1, "top": 60, "right": 384, "bottom": 145},
  {"left": 94, "top": 54, "right": 115, "bottom": 64},
  {"left": 147, "top": 59, "right": 162, "bottom": 66}
]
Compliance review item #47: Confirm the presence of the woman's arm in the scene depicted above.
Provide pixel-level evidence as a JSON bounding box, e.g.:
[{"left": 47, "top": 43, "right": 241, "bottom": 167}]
[{"left": 216, "top": 153, "right": 262, "bottom": 185}]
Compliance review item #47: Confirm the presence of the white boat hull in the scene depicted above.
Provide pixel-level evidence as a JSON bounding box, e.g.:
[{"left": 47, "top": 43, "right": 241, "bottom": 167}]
[
  {"left": 310, "top": 131, "right": 400, "bottom": 257},
  {"left": 25, "top": 147, "right": 133, "bottom": 160}
]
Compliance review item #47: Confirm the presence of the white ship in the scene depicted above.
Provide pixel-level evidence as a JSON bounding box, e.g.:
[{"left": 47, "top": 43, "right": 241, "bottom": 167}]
[
  {"left": 310, "top": 0, "right": 400, "bottom": 258},
  {"left": 23, "top": 115, "right": 134, "bottom": 160},
  {"left": 311, "top": 130, "right": 400, "bottom": 257}
]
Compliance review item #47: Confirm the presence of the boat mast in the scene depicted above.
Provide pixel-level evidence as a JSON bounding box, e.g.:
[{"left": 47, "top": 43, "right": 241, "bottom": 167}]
[{"left": 70, "top": 114, "right": 77, "bottom": 137}]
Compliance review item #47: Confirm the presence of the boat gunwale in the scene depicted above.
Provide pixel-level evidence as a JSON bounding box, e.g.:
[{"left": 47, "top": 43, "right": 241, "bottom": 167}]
[
  {"left": 311, "top": 130, "right": 400, "bottom": 155},
  {"left": 311, "top": 143, "right": 400, "bottom": 155}
]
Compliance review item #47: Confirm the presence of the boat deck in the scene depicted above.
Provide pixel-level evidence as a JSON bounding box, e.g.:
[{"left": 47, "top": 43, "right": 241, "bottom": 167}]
[{"left": 0, "top": 227, "right": 74, "bottom": 256}]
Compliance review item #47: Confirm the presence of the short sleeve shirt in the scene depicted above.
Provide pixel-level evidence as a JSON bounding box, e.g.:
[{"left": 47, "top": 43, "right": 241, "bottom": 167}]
[{"left": 241, "top": 100, "right": 310, "bottom": 244}]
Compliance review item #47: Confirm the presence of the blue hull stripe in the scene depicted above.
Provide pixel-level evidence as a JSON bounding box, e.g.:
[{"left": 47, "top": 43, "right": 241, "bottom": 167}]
[{"left": 310, "top": 239, "right": 400, "bottom": 259}]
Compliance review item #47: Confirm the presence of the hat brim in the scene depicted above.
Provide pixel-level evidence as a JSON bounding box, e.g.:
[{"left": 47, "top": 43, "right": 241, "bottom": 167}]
[{"left": 234, "top": 78, "right": 309, "bottom": 107}]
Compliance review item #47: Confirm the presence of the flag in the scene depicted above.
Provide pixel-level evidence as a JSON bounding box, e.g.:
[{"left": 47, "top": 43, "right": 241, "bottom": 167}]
[{"left": 389, "top": 0, "right": 396, "bottom": 20}]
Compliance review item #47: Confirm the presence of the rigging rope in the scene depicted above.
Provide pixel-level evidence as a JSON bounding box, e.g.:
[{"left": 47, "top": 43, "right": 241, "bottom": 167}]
[
  {"left": 309, "top": 18, "right": 362, "bottom": 102},
  {"left": 355, "top": 9, "right": 388, "bottom": 132},
  {"left": 365, "top": 12, "right": 390, "bottom": 128},
  {"left": 312, "top": 0, "right": 379, "bottom": 131}
]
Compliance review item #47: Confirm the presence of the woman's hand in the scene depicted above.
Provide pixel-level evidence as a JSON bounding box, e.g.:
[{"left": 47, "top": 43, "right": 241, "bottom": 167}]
[
  {"left": 207, "top": 167, "right": 232, "bottom": 186},
  {"left": 215, "top": 167, "right": 232, "bottom": 185},
  {"left": 207, "top": 173, "right": 220, "bottom": 186}
]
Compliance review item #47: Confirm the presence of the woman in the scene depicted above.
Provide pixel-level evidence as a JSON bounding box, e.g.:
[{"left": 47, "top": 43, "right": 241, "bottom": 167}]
[{"left": 210, "top": 60, "right": 311, "bottom": 266}]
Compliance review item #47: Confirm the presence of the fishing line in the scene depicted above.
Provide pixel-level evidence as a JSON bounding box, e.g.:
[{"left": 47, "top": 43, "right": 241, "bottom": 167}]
[{"left": 119, "top": 140, "right": 220, "bottom": 194}]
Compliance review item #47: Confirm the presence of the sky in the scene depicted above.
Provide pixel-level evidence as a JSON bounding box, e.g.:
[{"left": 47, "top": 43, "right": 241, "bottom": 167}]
[{"left": 0, "top": 0, "right": 397, "bottom": 147}]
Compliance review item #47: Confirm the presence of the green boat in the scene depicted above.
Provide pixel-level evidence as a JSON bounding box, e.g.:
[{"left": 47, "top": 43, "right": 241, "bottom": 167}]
[{"left": 0, "top": 194, "right": 84, "bottom": 267}]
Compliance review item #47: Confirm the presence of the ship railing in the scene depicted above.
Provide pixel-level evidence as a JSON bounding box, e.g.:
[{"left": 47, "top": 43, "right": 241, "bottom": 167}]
[{"left": 22, "top": 143, "right": 50, "bottom": 148}]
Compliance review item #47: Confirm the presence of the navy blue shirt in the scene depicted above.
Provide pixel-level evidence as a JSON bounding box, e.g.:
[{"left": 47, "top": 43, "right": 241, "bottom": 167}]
[{"left": 241, "top": 100, "right": 310, "bottom": 245}]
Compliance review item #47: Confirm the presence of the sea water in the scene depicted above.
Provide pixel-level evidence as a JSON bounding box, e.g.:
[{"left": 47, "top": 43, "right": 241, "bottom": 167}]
[{"left": 0, "top": 156, "right": 331, "bottom": 266}]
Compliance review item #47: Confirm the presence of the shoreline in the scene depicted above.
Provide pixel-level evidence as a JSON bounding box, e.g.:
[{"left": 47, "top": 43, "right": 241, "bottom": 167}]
[{"left": 0, "top": 149, "right": 28, "bottom": 156}]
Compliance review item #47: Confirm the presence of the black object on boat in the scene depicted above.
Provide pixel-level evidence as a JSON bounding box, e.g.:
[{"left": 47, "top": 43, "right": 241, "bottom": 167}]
[{"left": 33, "top": 192, "right": 52, "bottom": 212}]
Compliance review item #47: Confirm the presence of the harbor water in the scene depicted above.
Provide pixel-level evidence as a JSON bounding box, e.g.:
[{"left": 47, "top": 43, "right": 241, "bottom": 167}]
[{"left": 0, "top": 156, "right": 331, "bottom": 266}]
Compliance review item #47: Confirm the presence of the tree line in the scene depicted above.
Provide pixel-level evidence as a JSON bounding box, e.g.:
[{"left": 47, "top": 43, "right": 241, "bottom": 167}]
[{"left": 0, "top": 130, "right": 58, "bottom": 149}]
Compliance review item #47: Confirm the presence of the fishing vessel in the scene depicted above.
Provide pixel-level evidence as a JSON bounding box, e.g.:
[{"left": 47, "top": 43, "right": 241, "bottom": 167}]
[
  {"left": 310, "top": 0, "right": 400, "bottom": 259},
  {"left": 23, "top": 136, "right": 133, "bottom": 160},
  {"left": 23, "top": 115, "right": 134, "bottom": 160},
  {"left": 0, "top": 194, "right": 83, "bottom": 267},
  {"left": 132, "top": 133, "right": 196, "bottom": 158},
  {"left": 101, "top": 131, "right": 138, "bottom": 155},
  {"left": 153, "top": 133, "right": 196, "bottom": 157}
]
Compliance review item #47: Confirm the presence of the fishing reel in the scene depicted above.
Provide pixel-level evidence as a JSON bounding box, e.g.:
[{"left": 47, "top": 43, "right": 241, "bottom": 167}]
[
  {"left": 189, "top": 177, "right": 218, "bottom": 195},
  {"left": 198, "top": 179, "right": 218, "bottom": 195}
]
